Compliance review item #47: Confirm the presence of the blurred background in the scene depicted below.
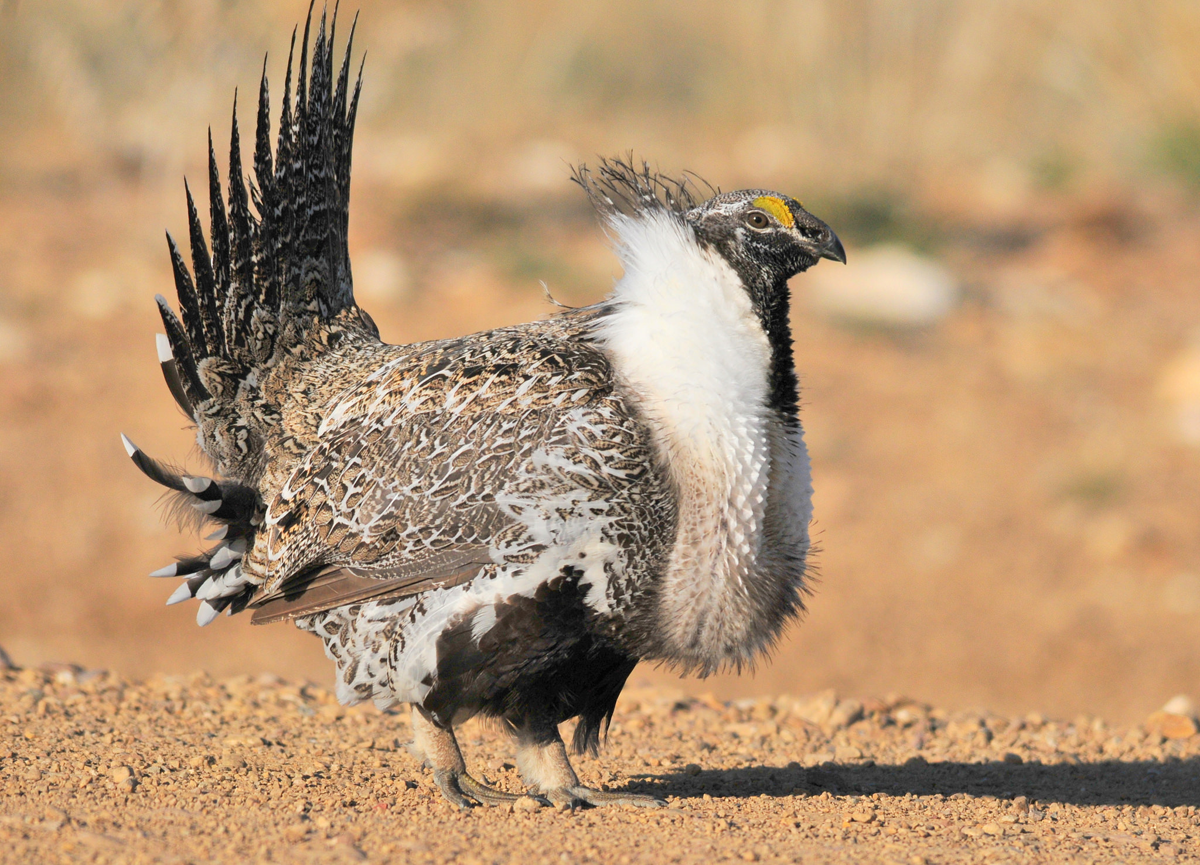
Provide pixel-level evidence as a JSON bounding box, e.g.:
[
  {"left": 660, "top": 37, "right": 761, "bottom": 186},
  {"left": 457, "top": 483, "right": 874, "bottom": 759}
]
[{"left": 2, "top": 0, "right": 1200, "bottom": 724}]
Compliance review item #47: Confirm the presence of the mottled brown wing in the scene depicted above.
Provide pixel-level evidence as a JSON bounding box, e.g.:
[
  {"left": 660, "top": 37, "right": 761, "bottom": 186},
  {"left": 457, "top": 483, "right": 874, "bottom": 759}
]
[
  {"left": 249, "top": 550, "right": 490, "bottom": 625},
  {"left": 245, "top": 323, "right": 619, "bottom": 623}
]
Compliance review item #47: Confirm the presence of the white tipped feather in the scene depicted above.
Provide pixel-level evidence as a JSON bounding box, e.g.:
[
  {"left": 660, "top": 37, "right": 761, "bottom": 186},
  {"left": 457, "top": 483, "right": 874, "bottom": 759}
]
[
  {"left": 208, "top": 546, "right": 232, "bottom": 570},
  {"left": 193, "top": 499, "right": 222, "bottom": 515},
  {"left": 183, "top": 476, "right": 213, "bottom": 494},
  {"left": 196, "top": 566, "right": 247, "bottom": 601},
  {"left": 155, "top": 333, "right": 173, "bottom": 363},
  {"left": 149, "top": 563, "right": 178, "bottom": 578},
  {"left": 120, "top": 433, "right": 138, "bottom": 458},
  {"left": 166, "top": 583, "right": 193, "bottom": 606},
  {"left": 227, "top": 564, "right": 248, "bottom": 587},
  {"left": 196, "top": 602, "right": 220, "bottom": 627},
  {"left": 205, "top": 526, "right": 229, "bottom": 541},
  {"left": 208, "top": 544, "right": 243, "bottom": 570},
  {"left": 194, "top": 577, "right": 224, "bottom": 601}
]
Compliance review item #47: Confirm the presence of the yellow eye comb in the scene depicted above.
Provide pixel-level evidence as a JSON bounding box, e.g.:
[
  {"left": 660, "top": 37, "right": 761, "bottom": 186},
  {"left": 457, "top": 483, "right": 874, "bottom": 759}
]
[{"left": 750, "top": 195, "right": 795, "bottom": 228}]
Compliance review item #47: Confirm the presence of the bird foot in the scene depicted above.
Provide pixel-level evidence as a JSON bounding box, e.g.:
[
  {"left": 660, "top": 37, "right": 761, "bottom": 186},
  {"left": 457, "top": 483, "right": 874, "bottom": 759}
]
[
  {"left": 544, "top": 785, "right": 666, "bottom": 809},
  {"left": 433, "top": 768, "right": 547, "bottom": 809}
]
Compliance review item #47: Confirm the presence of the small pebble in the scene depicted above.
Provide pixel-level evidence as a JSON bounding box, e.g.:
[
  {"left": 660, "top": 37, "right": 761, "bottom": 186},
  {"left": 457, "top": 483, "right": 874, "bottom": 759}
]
[
  {"left": 1147, "top": 711, "right": 1198, "bottom": 740},
  {"left": 513, "top": 796, "right": 542, "bottom": 813}
]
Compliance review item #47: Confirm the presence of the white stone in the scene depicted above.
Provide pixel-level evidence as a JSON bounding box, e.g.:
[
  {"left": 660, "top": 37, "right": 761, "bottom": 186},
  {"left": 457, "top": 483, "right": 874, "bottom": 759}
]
[
  {"left": 1162, "top": 694, "right": 1196, "bottom": 718},
  {"left": 803, "top": 244, "right": 958, "bottom": 328},
  {"left": 789, "top": 689, "right": 838, "bottom": 726}
]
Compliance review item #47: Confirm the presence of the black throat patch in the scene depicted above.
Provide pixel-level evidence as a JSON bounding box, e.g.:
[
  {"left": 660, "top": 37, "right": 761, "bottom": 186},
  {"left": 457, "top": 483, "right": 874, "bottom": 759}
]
[{"left": 700, "top": 238, "right": 803, "bottom": 423}]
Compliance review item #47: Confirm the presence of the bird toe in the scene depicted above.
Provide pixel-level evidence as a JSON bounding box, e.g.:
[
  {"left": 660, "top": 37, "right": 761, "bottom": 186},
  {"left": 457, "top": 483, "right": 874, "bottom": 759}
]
[
  {"left": 431, "top": 769, "right": 475, "bottom": 809},
  {"left": 546, "top": 786, "right": 666, "bottom": 809},
  {"left": 458, "top": 773, "right": 541, "bottom": 808}
]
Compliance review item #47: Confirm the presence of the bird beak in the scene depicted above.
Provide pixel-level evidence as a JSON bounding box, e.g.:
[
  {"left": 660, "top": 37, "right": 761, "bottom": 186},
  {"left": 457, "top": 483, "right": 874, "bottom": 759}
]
[{"left": 820, "top": 230, "right": 847, "bottom": 264}]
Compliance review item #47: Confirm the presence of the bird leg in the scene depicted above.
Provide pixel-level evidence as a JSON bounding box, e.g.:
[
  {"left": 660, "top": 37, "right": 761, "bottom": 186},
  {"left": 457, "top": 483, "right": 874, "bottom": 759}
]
[
  {"left": 514, "top": 723, "right": 666, "bottom": 809},
  {"left": 409, "top": 706, "right": 539, "bottom": 808}
]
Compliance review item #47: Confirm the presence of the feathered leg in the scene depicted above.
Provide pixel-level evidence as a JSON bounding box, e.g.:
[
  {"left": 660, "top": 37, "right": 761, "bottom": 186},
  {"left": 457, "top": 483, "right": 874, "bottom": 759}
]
[
  {"left": 514, "top": 720, "right": 666, "bottom": 809},
  {"left": 409, "top": 707, "right": 542, "bottom": 809}
]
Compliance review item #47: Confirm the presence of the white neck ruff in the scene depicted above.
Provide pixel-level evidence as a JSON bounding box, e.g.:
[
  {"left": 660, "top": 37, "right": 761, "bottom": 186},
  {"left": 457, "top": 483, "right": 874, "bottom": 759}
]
[{"left": 594, "top": 211, "right": 812, "bottom": 670}]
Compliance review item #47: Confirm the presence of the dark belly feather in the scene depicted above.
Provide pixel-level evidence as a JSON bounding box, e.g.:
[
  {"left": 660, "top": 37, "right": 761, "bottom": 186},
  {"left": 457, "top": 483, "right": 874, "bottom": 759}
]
[{"left": 425, "top": 566, "right": 638, "bottom": 754}]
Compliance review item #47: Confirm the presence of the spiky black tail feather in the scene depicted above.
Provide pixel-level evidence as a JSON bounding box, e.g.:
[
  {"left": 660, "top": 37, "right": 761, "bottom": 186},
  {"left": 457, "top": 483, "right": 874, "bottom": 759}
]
[
  {"left": 154, "top": 5, "right": 365, "bottom": 464},
  {"left": 124, "top": 6, "right": 367, "bottom": 625}
]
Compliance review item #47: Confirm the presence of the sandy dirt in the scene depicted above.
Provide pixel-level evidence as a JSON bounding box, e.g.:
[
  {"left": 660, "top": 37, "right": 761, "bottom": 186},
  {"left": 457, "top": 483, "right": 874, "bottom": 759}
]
[{"left": 3, "top": 663, "right": 1198, "bottom": 864}]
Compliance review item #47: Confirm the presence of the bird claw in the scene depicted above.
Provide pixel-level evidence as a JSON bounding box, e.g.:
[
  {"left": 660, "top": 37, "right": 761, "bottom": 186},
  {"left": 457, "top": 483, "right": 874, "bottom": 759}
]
[{"left": 432, "top": 769, "right": 475, "bottom": 809}]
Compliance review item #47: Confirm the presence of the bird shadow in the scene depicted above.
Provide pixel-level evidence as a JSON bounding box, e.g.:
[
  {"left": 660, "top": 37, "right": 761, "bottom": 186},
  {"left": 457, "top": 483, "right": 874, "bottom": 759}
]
[{"left": 620, "top": 756, "right": 1200, "bottom": 808}]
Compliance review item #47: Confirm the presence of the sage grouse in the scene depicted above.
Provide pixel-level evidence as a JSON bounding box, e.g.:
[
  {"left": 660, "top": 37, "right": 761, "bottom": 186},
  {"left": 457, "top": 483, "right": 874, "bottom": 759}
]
[{"left": 123, "top": 10, "right": 846, "bottom": 809}]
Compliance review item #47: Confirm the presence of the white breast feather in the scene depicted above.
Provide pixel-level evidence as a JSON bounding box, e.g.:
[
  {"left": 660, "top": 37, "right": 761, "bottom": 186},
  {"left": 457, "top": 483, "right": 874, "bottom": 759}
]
[{"left": 594, "top": 210, "right": 812, "bottom": 668}]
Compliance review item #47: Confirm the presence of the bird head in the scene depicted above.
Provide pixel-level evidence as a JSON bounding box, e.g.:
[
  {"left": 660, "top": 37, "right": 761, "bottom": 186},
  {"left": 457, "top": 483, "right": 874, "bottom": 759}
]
[
  {"left": 683, "top": 190, "right": 845, "bottom": 347},
  {"left": 686, "top": 190, "right": 846, "bottom": 284}
]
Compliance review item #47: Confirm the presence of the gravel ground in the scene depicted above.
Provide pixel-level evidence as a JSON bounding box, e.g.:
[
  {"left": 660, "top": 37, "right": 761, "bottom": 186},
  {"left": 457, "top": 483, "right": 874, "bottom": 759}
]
[{"left": 3, "top": 665, "right": 1199, "bottom": 864}]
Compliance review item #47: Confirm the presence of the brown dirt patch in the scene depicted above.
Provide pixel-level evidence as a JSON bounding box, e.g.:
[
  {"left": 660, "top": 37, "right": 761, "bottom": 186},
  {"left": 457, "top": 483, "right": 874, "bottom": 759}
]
[{"left": 3, "top": 666, "right": 1198, "bottom": 864}]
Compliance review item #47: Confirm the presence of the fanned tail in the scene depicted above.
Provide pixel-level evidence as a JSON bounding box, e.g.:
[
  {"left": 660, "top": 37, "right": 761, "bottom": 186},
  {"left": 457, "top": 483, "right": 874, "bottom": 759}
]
[
  {"left": 120, "top": 435, "right": 261, "bottom": 626},
  {"left": 125, "top": 5, "right": 369, "bottom": 626}
]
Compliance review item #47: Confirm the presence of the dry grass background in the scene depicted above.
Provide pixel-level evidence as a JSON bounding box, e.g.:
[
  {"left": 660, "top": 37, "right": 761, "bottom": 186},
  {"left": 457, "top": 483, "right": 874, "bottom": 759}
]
[
  {"left": 9, "top": 1, "right": 1200, "bottom": 202},
  {"left": 3, "top": 0, "right": 1200, "bottom": 725}
]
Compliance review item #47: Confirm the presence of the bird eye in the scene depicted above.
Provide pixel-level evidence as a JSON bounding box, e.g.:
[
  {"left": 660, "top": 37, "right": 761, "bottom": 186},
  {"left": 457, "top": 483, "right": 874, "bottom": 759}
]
[{"left": 746, "top": 211, "right": 771, "bottom": 230}]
